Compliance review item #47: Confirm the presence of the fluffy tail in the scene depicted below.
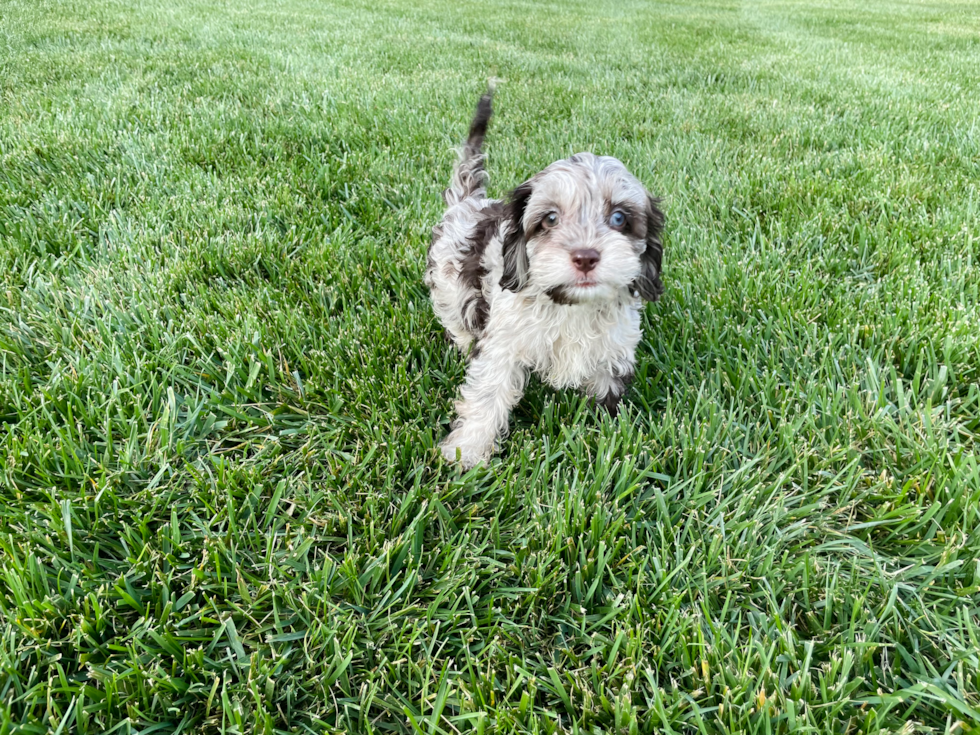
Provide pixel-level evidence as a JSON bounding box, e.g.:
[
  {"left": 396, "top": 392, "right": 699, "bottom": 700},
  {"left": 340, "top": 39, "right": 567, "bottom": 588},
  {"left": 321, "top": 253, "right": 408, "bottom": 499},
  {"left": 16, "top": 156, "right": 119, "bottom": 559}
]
[{"left": 444, "top": 87, "right": 494, "bottom": 206}]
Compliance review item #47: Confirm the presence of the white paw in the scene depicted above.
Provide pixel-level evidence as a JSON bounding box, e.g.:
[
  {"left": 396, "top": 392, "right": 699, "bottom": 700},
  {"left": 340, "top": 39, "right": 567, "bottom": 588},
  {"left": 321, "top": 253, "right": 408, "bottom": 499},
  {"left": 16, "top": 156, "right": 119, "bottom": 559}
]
[{"left": 439, "top": 431, "right": 492, "bottom": 469}]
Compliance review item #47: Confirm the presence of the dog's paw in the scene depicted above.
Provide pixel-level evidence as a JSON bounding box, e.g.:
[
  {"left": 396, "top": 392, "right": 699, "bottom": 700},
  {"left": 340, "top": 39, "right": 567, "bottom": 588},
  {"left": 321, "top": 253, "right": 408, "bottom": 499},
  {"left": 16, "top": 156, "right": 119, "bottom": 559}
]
[{"left": 439, "top": 431, "right": 492, "bottom": 469}]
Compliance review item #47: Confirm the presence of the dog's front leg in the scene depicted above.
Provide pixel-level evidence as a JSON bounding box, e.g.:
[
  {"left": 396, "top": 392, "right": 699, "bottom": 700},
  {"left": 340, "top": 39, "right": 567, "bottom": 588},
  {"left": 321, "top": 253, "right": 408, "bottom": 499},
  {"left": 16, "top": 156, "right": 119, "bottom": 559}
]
[
  {"left": 440, "top": 343, "right": 526, "bottom": 468},
  {"left": 586, "top": 364, "right": 635, "bottom": 416}
]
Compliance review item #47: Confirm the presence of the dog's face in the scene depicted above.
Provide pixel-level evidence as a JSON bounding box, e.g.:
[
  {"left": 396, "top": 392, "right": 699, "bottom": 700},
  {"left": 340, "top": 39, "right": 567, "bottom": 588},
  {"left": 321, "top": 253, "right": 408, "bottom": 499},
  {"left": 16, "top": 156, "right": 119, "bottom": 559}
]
[{"left": 500, "top": 153, "right": 664, "bottom": 304}]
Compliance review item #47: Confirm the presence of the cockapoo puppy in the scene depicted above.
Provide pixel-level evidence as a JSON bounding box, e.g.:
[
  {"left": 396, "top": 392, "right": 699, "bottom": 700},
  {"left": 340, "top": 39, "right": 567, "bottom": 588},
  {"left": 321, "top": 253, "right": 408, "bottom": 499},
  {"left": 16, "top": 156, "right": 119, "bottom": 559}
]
[{"left": 425, "top": 89, "right": 665, "bottom": 468}]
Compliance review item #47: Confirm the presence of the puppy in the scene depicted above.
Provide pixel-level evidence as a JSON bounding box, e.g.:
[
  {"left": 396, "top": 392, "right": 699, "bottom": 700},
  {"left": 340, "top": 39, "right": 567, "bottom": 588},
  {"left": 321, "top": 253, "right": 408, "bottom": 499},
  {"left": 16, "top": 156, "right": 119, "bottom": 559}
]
[{"left": 425, "top": 89, "right": 664, "bottom": 468}]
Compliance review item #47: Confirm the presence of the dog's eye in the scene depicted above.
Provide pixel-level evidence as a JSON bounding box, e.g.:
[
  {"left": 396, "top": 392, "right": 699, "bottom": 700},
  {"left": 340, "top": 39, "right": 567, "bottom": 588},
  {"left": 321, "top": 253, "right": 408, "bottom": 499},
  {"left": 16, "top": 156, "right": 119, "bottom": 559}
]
[
  {"left": 542, "top": 212, "right": 559, "bottom": 229},
  {"left": 609, "top": 210, "right": 627, "bottom": 230}
]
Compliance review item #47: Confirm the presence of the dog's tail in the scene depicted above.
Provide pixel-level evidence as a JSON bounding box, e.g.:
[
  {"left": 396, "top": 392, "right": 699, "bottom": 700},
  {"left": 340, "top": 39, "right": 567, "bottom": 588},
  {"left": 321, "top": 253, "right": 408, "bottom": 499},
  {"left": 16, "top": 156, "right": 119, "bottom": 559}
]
[{"left": 444, "top": 86, "right": 494, "bottom": 206}]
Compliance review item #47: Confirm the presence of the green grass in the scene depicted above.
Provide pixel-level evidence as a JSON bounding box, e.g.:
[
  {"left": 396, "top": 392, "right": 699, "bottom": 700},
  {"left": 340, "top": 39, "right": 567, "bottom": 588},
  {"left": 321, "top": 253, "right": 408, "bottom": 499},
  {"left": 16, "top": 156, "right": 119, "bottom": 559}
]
[{"left": 1, "top": 0, "right": 979, "bottom": 731}]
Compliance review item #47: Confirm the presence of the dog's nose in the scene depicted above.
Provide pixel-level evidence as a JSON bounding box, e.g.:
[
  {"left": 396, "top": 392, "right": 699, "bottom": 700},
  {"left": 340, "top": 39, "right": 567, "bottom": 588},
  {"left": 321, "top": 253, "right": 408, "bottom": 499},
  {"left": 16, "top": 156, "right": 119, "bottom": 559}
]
[{"left": 571, "top": 249, "right": 600, "bottom": 273}]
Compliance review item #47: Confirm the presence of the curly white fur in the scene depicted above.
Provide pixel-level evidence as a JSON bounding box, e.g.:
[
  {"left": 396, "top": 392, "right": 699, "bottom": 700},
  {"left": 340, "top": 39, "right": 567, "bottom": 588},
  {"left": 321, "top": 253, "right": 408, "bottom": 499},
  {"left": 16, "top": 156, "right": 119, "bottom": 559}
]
[{"left": 425, "top": 90, "right": 665, "bottom": 468}]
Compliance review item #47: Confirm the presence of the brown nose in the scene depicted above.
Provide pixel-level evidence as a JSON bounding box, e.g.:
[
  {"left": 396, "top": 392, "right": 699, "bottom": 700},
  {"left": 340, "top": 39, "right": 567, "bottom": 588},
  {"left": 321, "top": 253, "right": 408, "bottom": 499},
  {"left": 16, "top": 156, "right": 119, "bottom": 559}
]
[{"left": 571, "top": 249, "right": 600, "bottom": 273}]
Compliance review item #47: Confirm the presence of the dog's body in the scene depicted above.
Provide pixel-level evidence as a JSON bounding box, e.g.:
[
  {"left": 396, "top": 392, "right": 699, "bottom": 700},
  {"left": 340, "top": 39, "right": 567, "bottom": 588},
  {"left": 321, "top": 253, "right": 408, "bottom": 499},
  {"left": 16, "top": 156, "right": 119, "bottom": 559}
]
[{"left": 426, "top": 90, "right": 664, "bottom": 468}]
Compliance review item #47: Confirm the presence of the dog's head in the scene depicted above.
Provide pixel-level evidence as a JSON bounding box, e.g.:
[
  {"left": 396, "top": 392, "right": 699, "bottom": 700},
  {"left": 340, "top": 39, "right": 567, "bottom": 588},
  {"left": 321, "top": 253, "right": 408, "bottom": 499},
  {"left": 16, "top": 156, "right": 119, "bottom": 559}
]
[{"left": 500, "top": 153, "right": 664, "bottom": 304}]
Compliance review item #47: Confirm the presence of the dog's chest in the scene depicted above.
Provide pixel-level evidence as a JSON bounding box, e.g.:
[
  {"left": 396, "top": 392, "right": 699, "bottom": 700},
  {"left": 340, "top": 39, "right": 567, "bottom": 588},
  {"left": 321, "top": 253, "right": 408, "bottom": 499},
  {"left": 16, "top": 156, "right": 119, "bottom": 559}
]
[{"left": 520, "top": 302, "right": 640, "bottom": 388}]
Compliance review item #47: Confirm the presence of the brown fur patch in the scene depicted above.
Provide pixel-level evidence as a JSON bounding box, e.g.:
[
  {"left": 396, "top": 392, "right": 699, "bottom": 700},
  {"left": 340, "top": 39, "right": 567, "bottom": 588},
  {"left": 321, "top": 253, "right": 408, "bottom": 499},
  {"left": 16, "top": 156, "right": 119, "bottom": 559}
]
[
  {"left": 457, "top": 202, "right": 505, "bottom": 332},
  {"left": 597, "top": 369, "right": 634, "bottom": 416},
  {"left": 545, "top": 286, "right": 578, "bottom": 305}
]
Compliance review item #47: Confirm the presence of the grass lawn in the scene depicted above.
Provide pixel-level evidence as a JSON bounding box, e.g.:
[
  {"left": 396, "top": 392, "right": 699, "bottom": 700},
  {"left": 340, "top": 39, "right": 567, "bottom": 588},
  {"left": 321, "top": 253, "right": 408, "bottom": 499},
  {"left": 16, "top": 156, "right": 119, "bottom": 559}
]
[{"left": 2, "top": 0, "right": 980, "bottom": 731}]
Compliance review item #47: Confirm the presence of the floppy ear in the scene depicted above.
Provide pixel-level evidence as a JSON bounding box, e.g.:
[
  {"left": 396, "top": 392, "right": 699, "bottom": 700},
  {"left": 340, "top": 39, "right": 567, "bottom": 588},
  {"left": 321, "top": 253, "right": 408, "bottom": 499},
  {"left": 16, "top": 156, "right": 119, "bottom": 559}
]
[
  {"left": 499, "top": 180, "right": 533, "bottom": 292},
  {"left": 634, "top": 194, "right": 665, "bottom": 302}
]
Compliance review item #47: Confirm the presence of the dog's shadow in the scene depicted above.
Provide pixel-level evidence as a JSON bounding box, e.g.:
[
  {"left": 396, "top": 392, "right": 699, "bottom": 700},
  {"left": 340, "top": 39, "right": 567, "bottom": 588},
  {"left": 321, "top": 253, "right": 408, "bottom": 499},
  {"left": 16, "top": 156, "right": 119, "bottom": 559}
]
[{"left": 509, "top": 355, "right": 669, "bottom": 441}]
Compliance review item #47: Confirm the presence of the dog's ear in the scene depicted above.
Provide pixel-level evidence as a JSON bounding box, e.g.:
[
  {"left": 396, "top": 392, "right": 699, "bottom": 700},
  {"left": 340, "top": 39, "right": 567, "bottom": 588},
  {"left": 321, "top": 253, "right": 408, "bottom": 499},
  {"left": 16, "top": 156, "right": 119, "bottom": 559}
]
[
  {"left": 633, "top": 194, "right": 665, "bottom": 302},
  {"left": 500, "top": 180, "right": 533, "bottom": 292}
]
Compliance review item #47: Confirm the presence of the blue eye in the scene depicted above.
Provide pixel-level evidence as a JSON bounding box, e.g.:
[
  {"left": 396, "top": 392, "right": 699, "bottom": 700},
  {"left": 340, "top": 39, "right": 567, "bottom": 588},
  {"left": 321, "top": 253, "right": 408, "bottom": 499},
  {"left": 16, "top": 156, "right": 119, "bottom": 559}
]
[
  {"left": 609, "top": 210, "right": 627, "bottom": 229},
  {"left": 543, "top": 212, "right": 559, "bottom": 229}
]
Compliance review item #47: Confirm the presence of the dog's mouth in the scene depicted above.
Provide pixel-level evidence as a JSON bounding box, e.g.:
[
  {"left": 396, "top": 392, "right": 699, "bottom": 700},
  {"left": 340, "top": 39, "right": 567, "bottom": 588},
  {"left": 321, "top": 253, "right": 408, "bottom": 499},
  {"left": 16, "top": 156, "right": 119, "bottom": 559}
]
[{"left": 546, "top": 280, "right": 606, "bottom": 305}]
